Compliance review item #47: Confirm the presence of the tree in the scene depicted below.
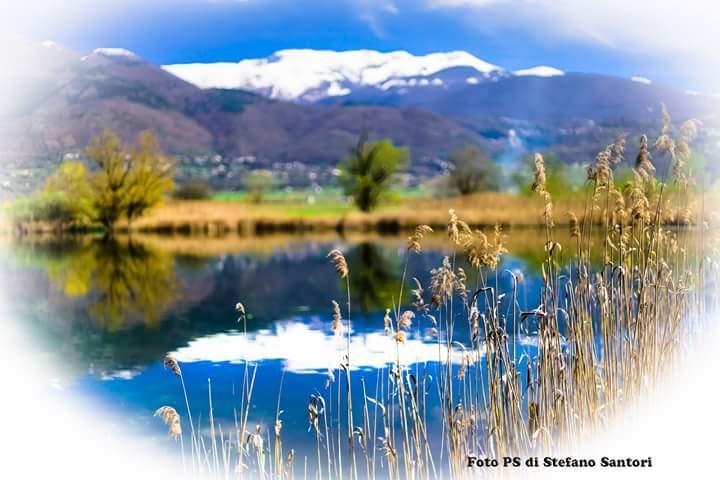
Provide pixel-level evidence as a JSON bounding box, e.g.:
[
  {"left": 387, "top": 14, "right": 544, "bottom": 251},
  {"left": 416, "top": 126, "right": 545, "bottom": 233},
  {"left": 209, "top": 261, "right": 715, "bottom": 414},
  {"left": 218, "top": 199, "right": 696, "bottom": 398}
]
[
  {"left": 447, "top": 144, "right": 500, "bottom": 195},
  {"left": 339, "top": 137, "right": 409, "bottom": 212},
  {"left": 85, "top": 129, "right": 174, "bottom": 230},
  {"left": 43, "top": 161, "right": 95, "bottom": 224},
  {"left": 85, "top": 130, "right": 129, "bottom": 230},
  {"left": 124, "top": 131, "right": 175, "bottom": 225},
  {"left": 244, "top": 169, "right": 274, "bottom": 204}
]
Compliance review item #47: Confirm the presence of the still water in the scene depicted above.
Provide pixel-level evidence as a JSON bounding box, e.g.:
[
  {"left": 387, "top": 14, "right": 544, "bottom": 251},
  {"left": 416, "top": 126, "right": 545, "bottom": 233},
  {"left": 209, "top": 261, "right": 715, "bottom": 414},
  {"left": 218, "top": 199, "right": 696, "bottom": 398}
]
[{"left": 0, "top": 232, "right": 570, "bottom": 464}]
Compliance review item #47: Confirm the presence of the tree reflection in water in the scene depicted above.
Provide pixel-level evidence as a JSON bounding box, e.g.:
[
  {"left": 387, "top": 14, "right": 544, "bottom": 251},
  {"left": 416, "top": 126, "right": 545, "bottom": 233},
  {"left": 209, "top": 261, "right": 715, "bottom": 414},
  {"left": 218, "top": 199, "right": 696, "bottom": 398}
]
[
  {"left": 346, "top": 242, "right": 403, "bottom": 314},
  {"left": 45, "top": 237, "right": 177, "bottom": 330}
]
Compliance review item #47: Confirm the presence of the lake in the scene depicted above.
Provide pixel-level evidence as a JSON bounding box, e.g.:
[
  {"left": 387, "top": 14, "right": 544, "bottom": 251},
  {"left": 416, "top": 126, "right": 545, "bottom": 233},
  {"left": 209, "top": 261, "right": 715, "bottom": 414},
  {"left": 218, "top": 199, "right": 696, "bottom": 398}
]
[{"left": 0, "top": 230, "right": 660, "bottom": 476}]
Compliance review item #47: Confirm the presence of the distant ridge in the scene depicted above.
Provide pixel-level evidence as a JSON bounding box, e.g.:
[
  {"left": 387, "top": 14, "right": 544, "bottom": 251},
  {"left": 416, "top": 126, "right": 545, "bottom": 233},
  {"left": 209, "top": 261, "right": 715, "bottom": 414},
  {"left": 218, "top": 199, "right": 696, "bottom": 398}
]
[{"left": 164, "top": 49, "right": 534, "bottom": 102}]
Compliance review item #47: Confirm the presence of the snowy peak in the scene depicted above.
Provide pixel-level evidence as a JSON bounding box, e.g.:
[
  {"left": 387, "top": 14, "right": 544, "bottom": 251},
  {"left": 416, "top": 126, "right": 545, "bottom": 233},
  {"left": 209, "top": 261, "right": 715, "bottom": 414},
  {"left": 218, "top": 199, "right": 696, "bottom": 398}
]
[
  {"left": 163, "top": 49, "right": 503, "bottom": 101},
  {"left": 93, "top": 48, "right": 140, "bottom": 58},
  {"left": 631, "top": 76, "right": 652, "bottom": 85},
  {"left": 513, "top": 65, "right": 565, "bottom": 77},
  {"left": 81, "top": 47, "right": 146, "bottom": 66}
]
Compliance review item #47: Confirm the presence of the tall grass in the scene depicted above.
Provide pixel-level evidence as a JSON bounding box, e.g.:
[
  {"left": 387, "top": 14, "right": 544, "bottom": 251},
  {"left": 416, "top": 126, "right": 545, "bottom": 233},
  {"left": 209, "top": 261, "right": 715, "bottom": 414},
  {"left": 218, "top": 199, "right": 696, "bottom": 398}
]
[{"left": 154, "top": 114, "right": 717, "bottom": 479}]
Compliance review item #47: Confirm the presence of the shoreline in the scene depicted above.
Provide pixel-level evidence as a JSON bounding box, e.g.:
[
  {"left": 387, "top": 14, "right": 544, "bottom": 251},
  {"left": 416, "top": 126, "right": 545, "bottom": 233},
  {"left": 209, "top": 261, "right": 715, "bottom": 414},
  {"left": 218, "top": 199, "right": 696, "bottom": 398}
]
[{"left": 2, "top": 192, "right": 707, "bottom": 236}]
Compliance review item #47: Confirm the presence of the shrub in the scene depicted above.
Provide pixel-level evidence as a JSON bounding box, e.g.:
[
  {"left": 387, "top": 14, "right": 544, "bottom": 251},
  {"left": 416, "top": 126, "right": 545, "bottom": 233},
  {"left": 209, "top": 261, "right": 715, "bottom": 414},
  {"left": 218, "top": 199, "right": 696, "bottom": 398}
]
[
  {"left": 43, "top": 161, "right": 95, "bottom": 223},
  {"left": 244, "top": 170, "right": 274, "bottom": 204},
  {"left": 173, "top": 179, "right": 214, "bottom": 200},
  {"left": 3, "top": 192, "right": 83, "bottom": 227}
]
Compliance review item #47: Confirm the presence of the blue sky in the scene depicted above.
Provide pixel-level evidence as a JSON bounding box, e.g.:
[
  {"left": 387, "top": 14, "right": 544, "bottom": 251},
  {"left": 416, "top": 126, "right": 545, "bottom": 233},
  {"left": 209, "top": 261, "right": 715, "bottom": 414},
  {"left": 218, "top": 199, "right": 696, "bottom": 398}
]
[{"left": 6, "top": 0, "right": 718, "bottom": 91}]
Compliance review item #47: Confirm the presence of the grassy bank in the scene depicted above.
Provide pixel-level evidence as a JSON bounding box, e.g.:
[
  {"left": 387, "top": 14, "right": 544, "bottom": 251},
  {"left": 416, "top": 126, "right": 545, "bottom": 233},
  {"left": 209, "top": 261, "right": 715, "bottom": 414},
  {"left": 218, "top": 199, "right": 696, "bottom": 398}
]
[
  {"left": 96, "top": 189, "right": 720, "bottom": 234},
  {"left": 6, "top": 190, "right": 710, "bottom": 236}
]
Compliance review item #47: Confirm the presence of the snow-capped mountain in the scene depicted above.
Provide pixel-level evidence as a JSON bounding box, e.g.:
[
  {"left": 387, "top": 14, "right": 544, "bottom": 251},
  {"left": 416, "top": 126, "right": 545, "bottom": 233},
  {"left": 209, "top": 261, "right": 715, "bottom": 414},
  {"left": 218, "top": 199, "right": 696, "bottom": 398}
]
[
  {"left": 163, "top": 49, "right": 555, "bottom": 102},
  {"left": 4, "top": 39, "right": 719, "bottom": 194},
  {"left": 513, "top": 66, "right": 565, "bottom": 77}
]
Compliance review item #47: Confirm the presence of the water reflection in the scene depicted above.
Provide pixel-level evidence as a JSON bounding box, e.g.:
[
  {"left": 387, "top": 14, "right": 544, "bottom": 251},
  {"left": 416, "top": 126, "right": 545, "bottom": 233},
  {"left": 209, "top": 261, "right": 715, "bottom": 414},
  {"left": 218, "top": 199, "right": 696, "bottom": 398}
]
[
  {"left": 346, "top": 242, "right": 402, "bottom": 312},
  {"left": 41, "top": 237, "right": 177, "bottom": 330},
  {"left": 0, "top": 231, "right": 605, "bottom": 467},
  {"left": 171, "top": 320, "right": 471, "bottom": 372},
  {"left": 2, "top": 233, "right": 549, "bottom": 375}
]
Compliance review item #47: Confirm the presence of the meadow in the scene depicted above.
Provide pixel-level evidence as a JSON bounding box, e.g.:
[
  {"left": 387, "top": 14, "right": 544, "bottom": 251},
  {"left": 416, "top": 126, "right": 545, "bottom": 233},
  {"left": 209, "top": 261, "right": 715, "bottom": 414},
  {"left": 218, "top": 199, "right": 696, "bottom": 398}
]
[{"left": 78, "top": 188, "right": 709, "bottom": 236}]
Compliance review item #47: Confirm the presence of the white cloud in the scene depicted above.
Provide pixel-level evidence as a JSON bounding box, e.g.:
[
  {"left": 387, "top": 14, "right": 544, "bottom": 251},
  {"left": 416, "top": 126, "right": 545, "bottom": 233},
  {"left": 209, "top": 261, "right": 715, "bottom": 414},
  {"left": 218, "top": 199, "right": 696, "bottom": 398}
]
[
  {"left": 352, "top": 1, "right": 402, "bottom": 37},
  {"left": 428, "top": 0, "right": 505, "bottom": 6},
  {"left": 425, "top": 0, "right": 720, "bottom": 89},
  {"left": 169, "top": 319, "right": 509, "bottom": 373},
  {"left": 383, "top": 2, "right": 400, "bottom": 14},
  {"left": 428, "top": 0, "right": 717, "bottom": 49}
]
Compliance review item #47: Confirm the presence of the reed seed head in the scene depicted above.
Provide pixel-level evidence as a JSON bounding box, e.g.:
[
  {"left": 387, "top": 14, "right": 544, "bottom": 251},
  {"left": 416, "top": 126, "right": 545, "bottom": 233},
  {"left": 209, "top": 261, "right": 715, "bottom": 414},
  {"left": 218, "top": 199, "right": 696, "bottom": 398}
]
[
  {"left": 408, "top": 224, "right": 433, "bottom": 253},
  {"left": 154, "top": 406, "right": 182, "bottom": 438},
  {"left": 568, "top": 212, "right": 580, "bottom": 238},
  {"left": 635, "top": 134, "right": 656, "bottom": 180},
  {"left": 163, "top": 356, "right": 181, "bottom": 376},
  {"left": 447, "top": 209, "right": 460, "bottom": 244},
  {"left": 330, "top": 300, "right": 344, "bottom": 336},
  {"left": 532, "top": 153, "right": 547, "bottom": 195},
  {"left": 383, "top": 308, "right": 392, "bottom": 335},
  {"left": 398, "top": 310, "right": 414, "bottom": 330},
  {"left": 327, "top": 249, "right": 349, "bottom": 278},
  {"left": 430, "top": 256, "right": 456, "bottom": 304},
  {"left": 235, "top": 302, "right": 246, "bottom": 322}
]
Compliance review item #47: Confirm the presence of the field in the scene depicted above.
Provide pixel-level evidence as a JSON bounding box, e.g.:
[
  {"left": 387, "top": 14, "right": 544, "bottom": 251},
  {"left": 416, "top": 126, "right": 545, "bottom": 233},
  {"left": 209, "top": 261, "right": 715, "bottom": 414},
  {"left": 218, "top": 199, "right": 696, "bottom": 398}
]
[
  {"left": 0, "top": 190, "right": 584, "bottom": 234},
  {"left": 127, "top": 193, "right": 574, "bottom": 234},
  {"left": 134, "top": 187, "right": 717, "bottom": 235}
]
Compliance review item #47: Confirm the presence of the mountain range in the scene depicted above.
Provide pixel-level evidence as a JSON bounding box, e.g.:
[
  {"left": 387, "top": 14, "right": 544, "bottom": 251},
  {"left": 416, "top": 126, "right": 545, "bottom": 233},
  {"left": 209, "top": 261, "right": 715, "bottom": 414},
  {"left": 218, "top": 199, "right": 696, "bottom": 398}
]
[
  {"left": 1, "top": 42, "right": 718, "bottom": 195},
  {"left": 163, "top": 49, "right": 553, "bottom": 102}
]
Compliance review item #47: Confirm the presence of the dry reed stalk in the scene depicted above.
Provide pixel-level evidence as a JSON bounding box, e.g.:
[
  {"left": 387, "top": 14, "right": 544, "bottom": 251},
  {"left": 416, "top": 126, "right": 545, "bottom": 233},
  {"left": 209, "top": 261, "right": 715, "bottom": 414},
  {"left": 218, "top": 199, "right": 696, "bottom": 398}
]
[{"left": 152, "top": 111, "right": 714, "bottom": 479}]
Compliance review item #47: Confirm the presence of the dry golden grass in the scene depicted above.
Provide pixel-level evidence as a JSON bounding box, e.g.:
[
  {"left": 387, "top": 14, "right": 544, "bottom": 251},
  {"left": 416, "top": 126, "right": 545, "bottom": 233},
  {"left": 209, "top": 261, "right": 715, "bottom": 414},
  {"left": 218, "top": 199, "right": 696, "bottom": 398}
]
[
  {"left": 118, "top": 193, "right": 592, "bottom": 235},
  {"left": 343, "top": 193, "right": 588, "bottom": 230},
  {"left": 4, "top": 190, "right": 718, "bottom": 236},
  {"left": 129, "top": 191, "right": 720, "bottom": 234}
]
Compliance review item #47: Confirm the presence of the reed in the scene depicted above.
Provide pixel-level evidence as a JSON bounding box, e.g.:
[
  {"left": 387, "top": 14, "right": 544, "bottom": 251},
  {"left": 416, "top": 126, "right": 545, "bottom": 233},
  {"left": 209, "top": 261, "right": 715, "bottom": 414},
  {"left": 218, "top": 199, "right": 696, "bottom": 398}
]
[{"left": 153, "top": 114, "right": 717, "bottom": 479}]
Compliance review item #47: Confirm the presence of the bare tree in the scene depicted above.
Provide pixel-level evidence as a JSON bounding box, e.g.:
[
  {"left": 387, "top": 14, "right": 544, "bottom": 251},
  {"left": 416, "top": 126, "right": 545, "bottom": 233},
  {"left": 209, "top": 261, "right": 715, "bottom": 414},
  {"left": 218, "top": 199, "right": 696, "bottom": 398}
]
[{"left": 447, "top": 144, "right": 500, "bottom": 195}]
